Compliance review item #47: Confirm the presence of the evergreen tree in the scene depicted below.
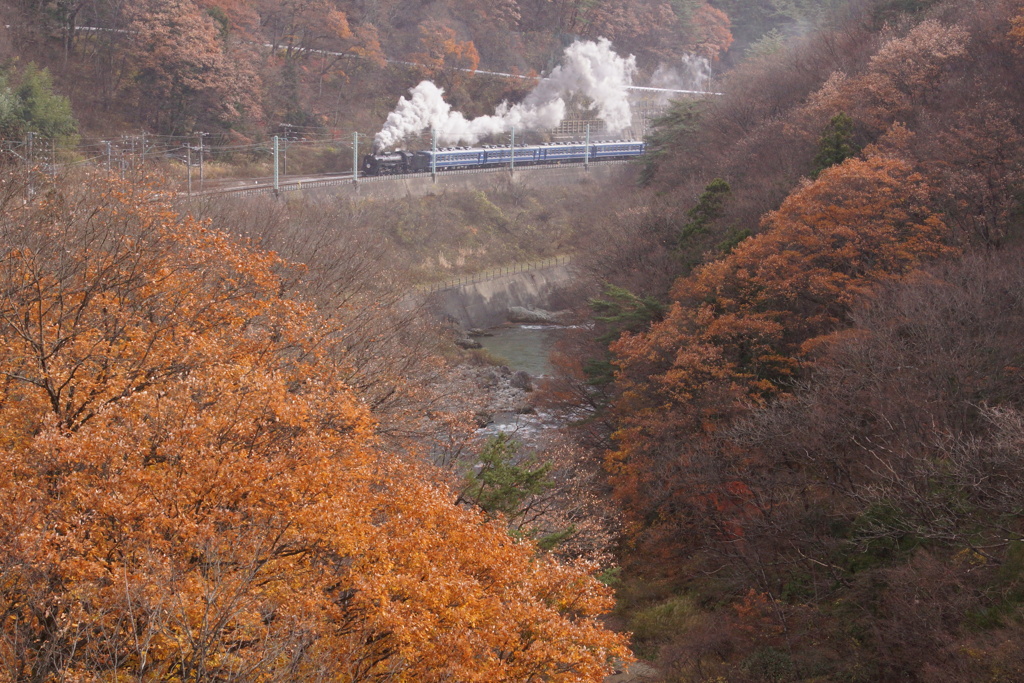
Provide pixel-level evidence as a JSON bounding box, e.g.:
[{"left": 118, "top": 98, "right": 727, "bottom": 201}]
[
  {"left": 584, "top": 284, "right": 666, "bottom": 386},
  {"left": 0, "top": 64, "right": 78, "bottom": 144},
  {"left": 459, "top": 433, "right": 554, "bottom": 520},
  {"left": 679, "top": 177, "right": 731, "bottom": 245},
  {"left": 15, "top": 65, "right": 78, "bottom": 142},
  {"left": 811, "top": 112, "right": 859, "bottom": 178}
]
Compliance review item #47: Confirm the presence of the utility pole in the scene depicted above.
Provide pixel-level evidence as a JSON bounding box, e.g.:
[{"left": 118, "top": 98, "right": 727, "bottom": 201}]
[
  {"left": 105, "top": 141, "right": 111, "bottom": 172},
  {"left": 273, "top": 135, "right": 280, "bottom": 195},
  {"left": 279, "top": 123, "right": 295, "bottom": 176},
  {"left": 585, "top": 123, "right": 590, "bottom": 172},
  {"left": 26, "top": 132, "right": 33, "bottom": 165},
  {"left": 186, "top": 144, "right": 192, "bottom": 196},
  {"left": 352, "top": 131, "right": 359, "bottom": 185},
  {"left": 196, "top": 132, "right": 206, "bottom": 191},
  {"left": 140, "top": 132, "right": 146, "bottom": 167},
  {"left": 431, "top": 129, "right": 437, "bottom": 182}
]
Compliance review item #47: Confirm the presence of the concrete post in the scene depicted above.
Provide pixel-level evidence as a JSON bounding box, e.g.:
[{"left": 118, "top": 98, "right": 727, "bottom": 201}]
[
  {"left": 585, "top": 123, "right": 590, "bottom": 171},
  {"left": 431, "top": 129, "right": 437, "bottom": 182},
  {"left": 353, "top": 131, "right": 359, "bottom": 184},
  {"left": 273, "top": 135, "right": 279, "bottom": 195},
  {"left": 197, "top": 132, "right": 205, "bottom": 191}
]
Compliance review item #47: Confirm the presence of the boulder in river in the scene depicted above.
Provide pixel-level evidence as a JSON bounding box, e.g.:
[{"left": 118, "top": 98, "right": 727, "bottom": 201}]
[
  {"left": 507, "top": 306, "right": 559, "bottom": 324},
  {"left": 510, "top": 370, "right": 533, "bottom": 392}
]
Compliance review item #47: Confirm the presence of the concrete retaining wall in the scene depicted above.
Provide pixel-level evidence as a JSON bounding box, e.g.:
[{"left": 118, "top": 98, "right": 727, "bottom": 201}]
[
  {"left": 428, "top": 263, "right": 575, "bottom": 330},
  {"left": 301, "top": 162, "right": 631, "bottom": 201}
]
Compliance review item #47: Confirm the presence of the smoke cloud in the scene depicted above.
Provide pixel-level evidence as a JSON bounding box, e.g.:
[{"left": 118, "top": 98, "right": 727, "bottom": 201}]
[
  {"left": 374, "top": 38, "right": 637, "bottom": 151},
  {"left": 649, "top": 54, "right": 712, "bottom": 103}
]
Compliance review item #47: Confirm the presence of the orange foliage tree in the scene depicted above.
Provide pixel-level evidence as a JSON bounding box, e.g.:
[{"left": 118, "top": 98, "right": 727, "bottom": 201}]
[
  {"left": 254, "top": 0, "right": 354, "bottom": 56},
  {"left": 1013, "top": 5, "right": 1024, "bottom": 48},
  {"left": 127, "top": 0, "right": 263, "bottom": 134},
  {"left": 0, "top": 171, "right": 630, "bottom": 681},
  {"left": 607, "top": 137, "right": 954, "bottom": 549},
  {"left": 411, "top": 20, "right": 481, "bottom": 92},
  {"left": 688, "top": 3, "right": 734, "bottom": 62},
  {"left": 798, "top": 19, "right": 969, "bottom": 136},
  {"left": 586, "top": 0, "right": 686, "bottom": 65}
]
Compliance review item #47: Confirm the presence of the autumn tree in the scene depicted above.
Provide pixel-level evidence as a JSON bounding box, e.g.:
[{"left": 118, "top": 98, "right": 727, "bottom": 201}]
[
  {"left": 194, "top": 0, "right": 261, "bottom": 37},
  {"left": 852, "top": 19, "right": 969, "bottom": 131},
  {"left": 127, "top": 0, "right": 262, "bottom": 134},
  {"left": 607, "top": 137, "right": 953, "bottom": 555},
  {"left": 1013, "top": 5, "right": 1024, "bottom": 48},
  {"left": 687, "top": 3, "right": 734, "bottom": 62},
  {"left": 585, "top": 0, "right": 689, "bottom": 66},
  {"left": 411, "top": 20, "right": 481, "bottom": 93},
  {"left": 699, "top": 246, "right": 1024, "bottom": 678},
  {"left": 254, "top": 0, "right": 353, "bottom": 58},
  {"left": 0, "top": 169, "right": 631, "bottom": 681},
  {"left": 918, "top": 100, "right": 1024, "bottom": 248}
]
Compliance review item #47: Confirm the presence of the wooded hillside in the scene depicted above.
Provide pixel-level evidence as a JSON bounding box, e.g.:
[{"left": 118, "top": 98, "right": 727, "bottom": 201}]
[
  {"left": 0, "top": 0, "right": 745, "bottom": 138},
  {"left": 2, "top": 0, "right": 1024, "bottom": 680},
  {"left": 557, "top": 0, "right": 1024, "bottom": 679}
]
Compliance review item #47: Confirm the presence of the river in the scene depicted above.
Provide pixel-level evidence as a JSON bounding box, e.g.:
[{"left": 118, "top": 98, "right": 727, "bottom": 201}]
[
  {"left": 473, "top": 323, "right": 566, "bottom": 442},
  {"left": 474, "top": 324, "right": 563, "bottom": 376}
]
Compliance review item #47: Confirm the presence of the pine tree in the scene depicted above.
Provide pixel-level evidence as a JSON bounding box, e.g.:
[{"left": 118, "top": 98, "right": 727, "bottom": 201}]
[{"left": 811, "top": 112, "right": 859, "bottom": 178}]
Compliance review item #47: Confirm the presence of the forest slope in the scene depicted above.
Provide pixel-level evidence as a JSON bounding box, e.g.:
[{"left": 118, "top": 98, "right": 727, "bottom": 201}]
[{"left": 560, "top": 0, "right": 1024, "bottom": 680}]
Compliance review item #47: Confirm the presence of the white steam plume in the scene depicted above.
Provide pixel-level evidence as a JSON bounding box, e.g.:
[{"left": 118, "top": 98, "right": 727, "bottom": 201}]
[
  {"left": 649, "top": 54, "right": 712, "bottom": 103},
  {"left": 374, "top": 38, "right": 637, "bottom": 151}
]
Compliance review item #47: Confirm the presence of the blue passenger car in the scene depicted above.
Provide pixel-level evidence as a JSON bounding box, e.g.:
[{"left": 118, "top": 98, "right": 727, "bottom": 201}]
[{"left": 363, "top": 139, "right": 645, "bottom": 175}]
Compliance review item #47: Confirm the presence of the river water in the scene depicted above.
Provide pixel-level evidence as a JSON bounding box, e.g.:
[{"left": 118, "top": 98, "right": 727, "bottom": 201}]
[
  {"left": 475, "top": 324, "right": 562, "bottom": 376},
  {"left": 473, "top": 324, "right": 565, "bottom": 442}
]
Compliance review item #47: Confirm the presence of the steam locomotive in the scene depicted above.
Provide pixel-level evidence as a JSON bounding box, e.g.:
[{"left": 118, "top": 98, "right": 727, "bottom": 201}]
[{"left": 362, "top": 139, "right": 645, "bottom": 176}]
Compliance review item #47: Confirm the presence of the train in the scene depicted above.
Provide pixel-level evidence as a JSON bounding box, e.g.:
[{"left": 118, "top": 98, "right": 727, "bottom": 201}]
[{"left": 361, "top": 139, "right": 645, "bottom": 176}]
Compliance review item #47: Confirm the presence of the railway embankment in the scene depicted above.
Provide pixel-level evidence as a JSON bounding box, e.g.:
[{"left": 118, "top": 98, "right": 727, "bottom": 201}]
[
  {"left": 205, "top": 160, "right": 634, "bottom": 201},
  {"left": 360, "top": 161, "right": 629, "bottom": 200}
]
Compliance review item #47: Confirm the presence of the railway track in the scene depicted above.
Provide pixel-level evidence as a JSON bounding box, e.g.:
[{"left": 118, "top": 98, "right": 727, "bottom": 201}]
[{"left": 188, "top": 159, "right": 636, "bottom": 198}]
